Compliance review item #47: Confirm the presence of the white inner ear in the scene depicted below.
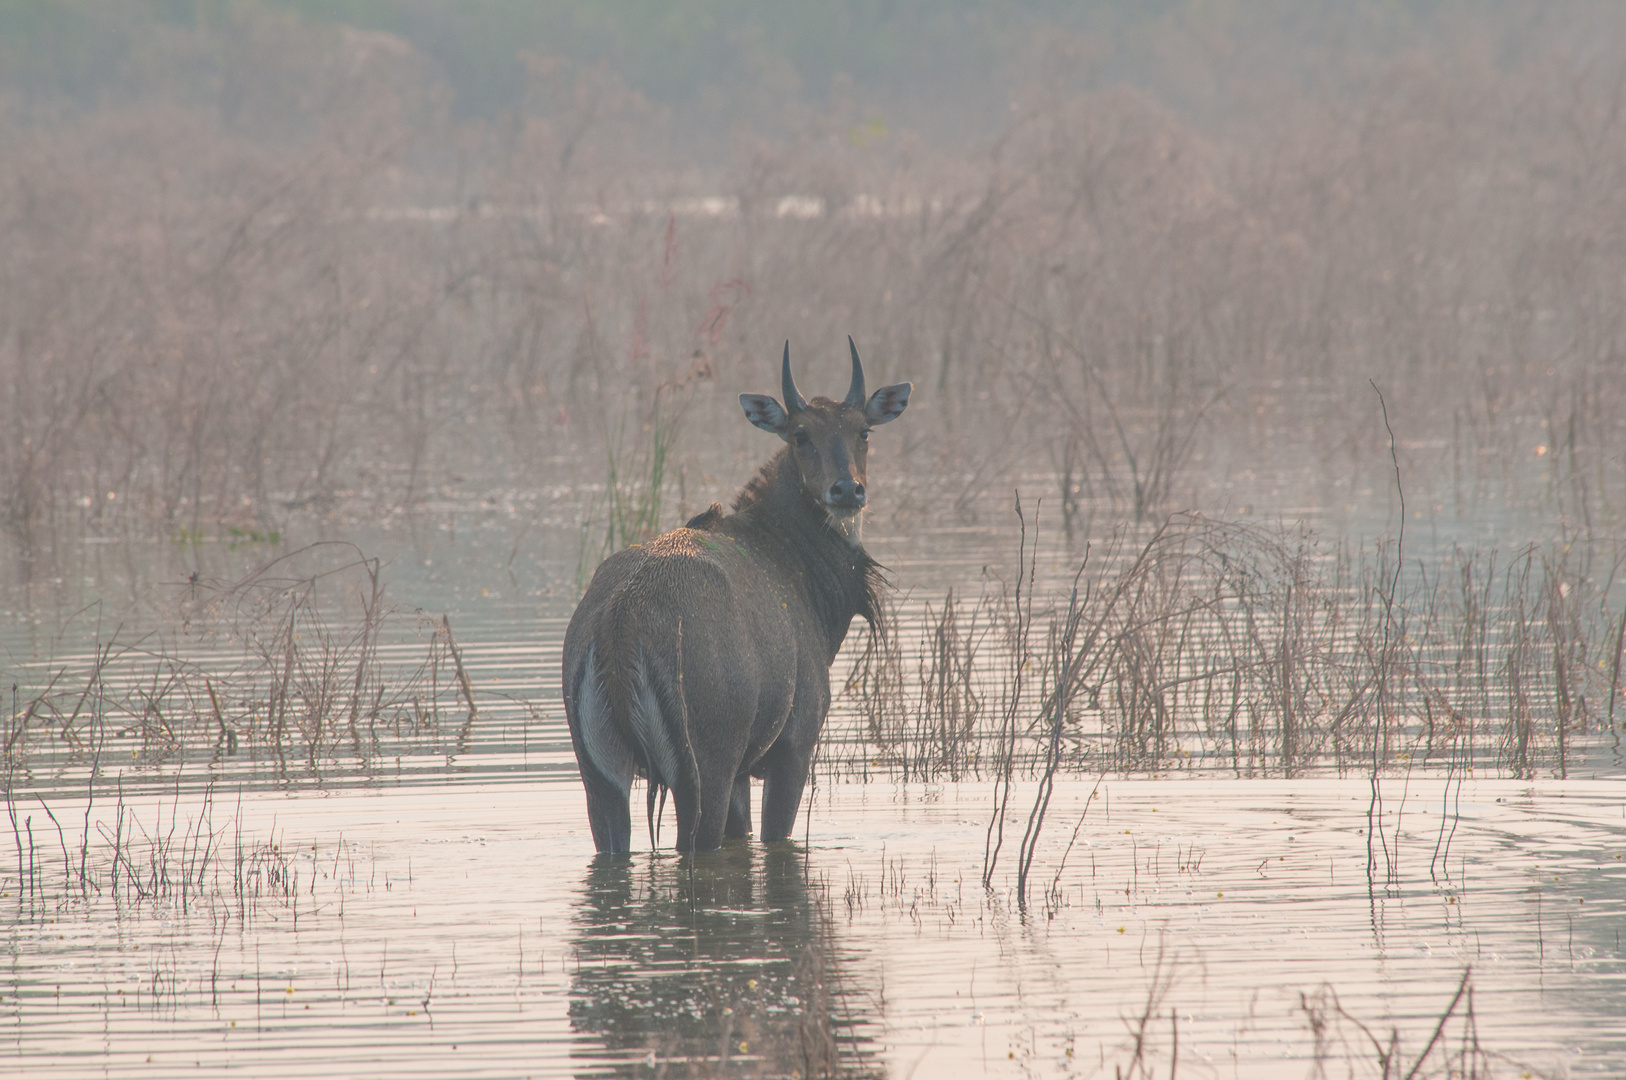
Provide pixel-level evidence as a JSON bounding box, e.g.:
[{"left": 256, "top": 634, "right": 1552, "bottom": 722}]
[
  {"left": 865, "top": 382, "right": 912, "bottom": 426},
  {"left": 740, "top": 393, "right": 789, "bottom": 434}
]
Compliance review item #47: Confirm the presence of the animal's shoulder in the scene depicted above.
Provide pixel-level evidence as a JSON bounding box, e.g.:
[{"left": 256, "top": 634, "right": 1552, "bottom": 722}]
[
  {"left": 643, "top": 526, "right": 728, "bottom": 559},
  {"left": 628, "top": 525, "right": 756, "bottom": 581},
  {"left": 583, "top": 523, "right": 762, "bottom": 604}
]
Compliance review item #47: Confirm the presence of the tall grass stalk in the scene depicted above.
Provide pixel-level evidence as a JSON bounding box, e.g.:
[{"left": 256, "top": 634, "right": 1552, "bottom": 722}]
[
  {"left": 837, "top": 511, "right": 1620, "bottom": 785},
  {"left": 575, "top": 377, "right": 697, "bottom": 590},
  {"left": 4, "top": 545, "right": 492, "bottom": 776},
  {"left": 7, "top": 11, "right": 1626, "bottom": 550}
]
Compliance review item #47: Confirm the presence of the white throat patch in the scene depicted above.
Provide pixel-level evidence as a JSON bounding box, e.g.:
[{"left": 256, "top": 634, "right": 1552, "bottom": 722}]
[{"left": 826, "top": 507, "right": 864, "bottom": 547}]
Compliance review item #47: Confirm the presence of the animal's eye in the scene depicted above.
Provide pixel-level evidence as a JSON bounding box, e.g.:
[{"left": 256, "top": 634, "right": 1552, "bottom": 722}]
[
  {"left": 859, "top": 428, "right": 871, "bottom": 442},
  {"left": 794, "top": 430, "right": 812, "bottom": 447}
]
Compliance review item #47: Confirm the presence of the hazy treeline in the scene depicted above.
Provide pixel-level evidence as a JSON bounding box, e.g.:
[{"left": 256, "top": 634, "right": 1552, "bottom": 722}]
[
  {"left": 2, "top": 1, "right": 1625, "bottom": 544},
  {"left": 8, "top": 1, "right": 1568, "bottom": 142}
]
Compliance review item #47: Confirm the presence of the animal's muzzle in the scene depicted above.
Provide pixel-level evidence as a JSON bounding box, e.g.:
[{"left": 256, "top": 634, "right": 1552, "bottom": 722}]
[{"left": 827, "top": 478, "right": 866, "bottom": 510}]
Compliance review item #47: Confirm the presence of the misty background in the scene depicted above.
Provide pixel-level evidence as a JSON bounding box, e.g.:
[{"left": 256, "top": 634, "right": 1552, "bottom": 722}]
[{"left": 2, "top": 0, "right": 1622, "bottom": 559}]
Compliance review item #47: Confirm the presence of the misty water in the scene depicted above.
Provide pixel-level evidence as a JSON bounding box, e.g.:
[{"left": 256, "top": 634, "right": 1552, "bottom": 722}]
[{"left": 4, "top": 507, "right": 1625, "bottom": 1079}]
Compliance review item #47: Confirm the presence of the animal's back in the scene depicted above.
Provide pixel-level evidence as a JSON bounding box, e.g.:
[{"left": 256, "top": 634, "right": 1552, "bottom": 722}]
[
  {"left": 565, "top": 526, "right": 774, "bottom": 681},
  {"left": 562, "top": 525, "right": 799, "bottom": 810}
]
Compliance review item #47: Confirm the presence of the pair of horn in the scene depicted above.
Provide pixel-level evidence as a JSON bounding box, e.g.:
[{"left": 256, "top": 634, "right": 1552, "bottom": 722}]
[{"left": 782, "top": 337, "right": 866, "bottom": 412}]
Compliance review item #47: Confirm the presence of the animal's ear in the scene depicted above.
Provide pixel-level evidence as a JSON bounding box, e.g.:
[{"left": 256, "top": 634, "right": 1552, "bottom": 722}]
[
  {"left": 739, "top": 393, "right": 789, "bottom": 434},
  {"left": 864, "top": 382, "right": 911, "bottom": 426}
]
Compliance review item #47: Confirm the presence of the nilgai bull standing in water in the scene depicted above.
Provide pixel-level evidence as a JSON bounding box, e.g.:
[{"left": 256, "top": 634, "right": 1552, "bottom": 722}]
[{"left": 562, "top": 340, "right": 910, "bottom": 853}]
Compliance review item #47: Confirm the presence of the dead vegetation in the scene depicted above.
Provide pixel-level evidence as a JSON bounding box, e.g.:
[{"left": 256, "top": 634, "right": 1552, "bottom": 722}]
[
  {"left": 837, "top": 510, "right": 1623, "bottom": 783},
  {"left": 2, "top": 778, "right": 321, "bottom": 921},
  {"left": 3, "top": 543, "right": 512, "bottom": 783},
  {"left": 2, "top": 5, "right": 1626, "bottom": 546}
]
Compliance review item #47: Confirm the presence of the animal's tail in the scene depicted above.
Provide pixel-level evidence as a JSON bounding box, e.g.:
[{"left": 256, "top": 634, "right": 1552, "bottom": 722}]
[{"left": 646, "top": 779, "right": 666, "bottom": 847}]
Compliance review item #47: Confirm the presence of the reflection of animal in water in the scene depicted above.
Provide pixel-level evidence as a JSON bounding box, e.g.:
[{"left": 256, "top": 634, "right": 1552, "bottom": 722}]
[
  {"left": 567, "top": 845, "right": 880, "bottom": 1076},
  {"left": 563, "top": 340, "right": 911, "bottom": 852}
]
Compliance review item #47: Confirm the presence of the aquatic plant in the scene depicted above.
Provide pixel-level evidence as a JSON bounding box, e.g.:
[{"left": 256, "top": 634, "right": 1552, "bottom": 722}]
[
  {"left": 3, "top": 781, "right": 311, "bottom": 919},
  {"left": 2, "top": 544, "right": 505, "bottom": 780},
  {"left": 836, "top": 510, "right": 1621, "bottom": 784}
]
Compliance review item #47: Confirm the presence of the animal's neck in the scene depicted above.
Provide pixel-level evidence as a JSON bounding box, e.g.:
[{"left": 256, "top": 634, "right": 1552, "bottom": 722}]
[{"left": 728, "top": 449, "right": 878, "bottom": 652}]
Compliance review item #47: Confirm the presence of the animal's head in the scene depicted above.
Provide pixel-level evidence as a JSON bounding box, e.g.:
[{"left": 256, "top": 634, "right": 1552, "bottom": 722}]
[{"left": 739, "top": 338, "right": 911, "bottom": 544}]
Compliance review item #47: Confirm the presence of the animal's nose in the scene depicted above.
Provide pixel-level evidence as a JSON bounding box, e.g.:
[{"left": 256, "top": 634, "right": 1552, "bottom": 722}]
[{"left": 828, "top": 477, "right": 866, "bottom": 509}]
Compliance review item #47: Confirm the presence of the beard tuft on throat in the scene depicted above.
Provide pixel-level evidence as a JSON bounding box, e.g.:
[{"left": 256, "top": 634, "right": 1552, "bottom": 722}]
[{"left": 826, "top": 507, "right": 864, "bottom": 547}]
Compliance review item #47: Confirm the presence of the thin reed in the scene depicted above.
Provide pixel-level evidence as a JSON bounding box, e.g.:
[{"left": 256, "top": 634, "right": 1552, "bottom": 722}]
[
  {"left": 833, "top": 511, "right": 1622, "bottom": 783},
  {"left": 3, "top": 781, "right": 313, "bottom": 921},
  {"left": 5, "top": 5, "right": 1626, "bottom": 550},
  {"left": 3, "top": 543, "right": 500, "bottom": 781}
]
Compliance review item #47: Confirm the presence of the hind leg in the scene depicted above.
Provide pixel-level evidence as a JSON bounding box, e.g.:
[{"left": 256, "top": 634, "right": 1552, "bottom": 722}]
[
  {"left": 759, "top": 749, "right": 812, "bottom": 843},
  {"left": 725, "top": 774, "right": 753, "bottom": 838},
  {"left": 673, "top": 767, "right": 737, "bottom": 852},
  {"left": 582, "top": 763, "right": 633, "bottom": 853},
  {"left": 568, "top": 652, "right": 635, "bottom": 854}
]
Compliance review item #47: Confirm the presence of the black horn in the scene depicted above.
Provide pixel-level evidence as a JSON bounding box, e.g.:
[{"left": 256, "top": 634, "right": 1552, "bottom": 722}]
[
  {"left": 781, "top": 342, "right": 808, "bottom": 412},
  {"left": 843, "top": 336, "right": 866, "bottom": 408}
]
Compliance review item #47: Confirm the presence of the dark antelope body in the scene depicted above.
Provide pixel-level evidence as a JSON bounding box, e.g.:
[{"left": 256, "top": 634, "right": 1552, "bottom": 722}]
[{"left": 562, "top": 340, "right": 911, "bottom": 852}]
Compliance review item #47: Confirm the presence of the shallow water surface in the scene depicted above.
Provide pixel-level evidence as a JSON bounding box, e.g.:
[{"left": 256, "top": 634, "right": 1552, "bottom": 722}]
[
  {"left": 4, "top": 508, "right": 1626, "bottom": 1077},
  {"left": 5, "top": 775, "right": 1623, "bottom": 1077}
]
